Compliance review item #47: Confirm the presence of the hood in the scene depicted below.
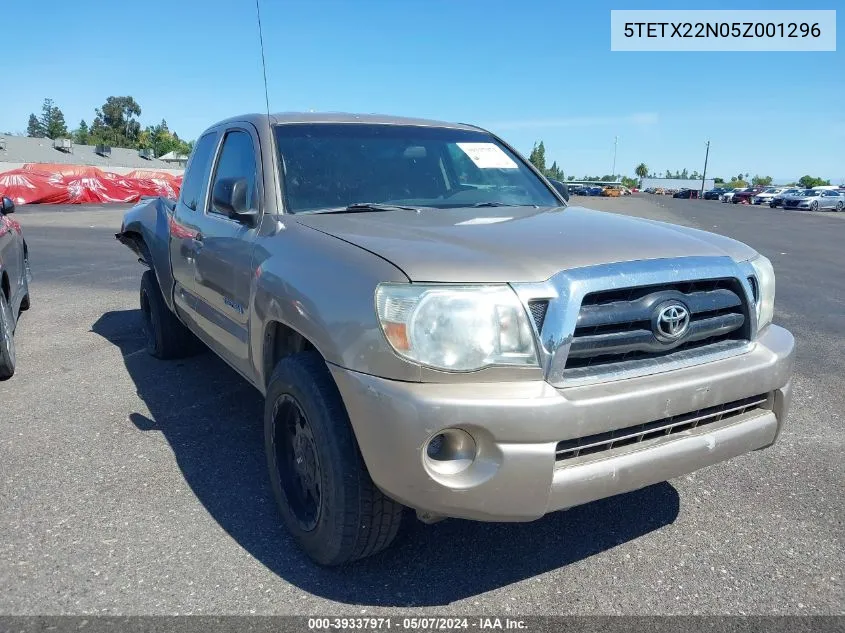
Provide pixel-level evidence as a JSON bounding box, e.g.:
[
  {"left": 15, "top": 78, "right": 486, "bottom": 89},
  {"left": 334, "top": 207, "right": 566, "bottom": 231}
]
[{"left": 295, "top": 206, "right": 757, "bottom": 283}]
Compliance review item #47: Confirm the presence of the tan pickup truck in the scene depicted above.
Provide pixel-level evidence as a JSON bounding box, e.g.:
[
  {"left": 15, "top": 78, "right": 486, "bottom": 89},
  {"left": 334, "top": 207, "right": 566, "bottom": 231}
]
[{"left": 117, "top": 112, "right": 794, "bottom": 566}]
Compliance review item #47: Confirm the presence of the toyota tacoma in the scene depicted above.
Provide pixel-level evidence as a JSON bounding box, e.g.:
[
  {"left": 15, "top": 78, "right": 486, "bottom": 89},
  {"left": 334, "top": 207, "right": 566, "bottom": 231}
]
[{"left": 116, "top": 113, "right": 794, "bottom": 566}]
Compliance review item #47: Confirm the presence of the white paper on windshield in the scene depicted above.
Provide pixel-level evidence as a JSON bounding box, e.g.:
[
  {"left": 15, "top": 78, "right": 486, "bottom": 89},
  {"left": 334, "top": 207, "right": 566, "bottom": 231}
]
[{"left": 456, "top": 143, "right": 519, "bottom": 169}]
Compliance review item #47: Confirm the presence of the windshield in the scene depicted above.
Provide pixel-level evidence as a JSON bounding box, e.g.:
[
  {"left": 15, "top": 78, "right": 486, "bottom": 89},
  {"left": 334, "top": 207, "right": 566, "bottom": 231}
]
[
  {"left": 799, "top": 189, "right": 817, "bottom": 196},
  {"left": 274, "top": 123, "right": 560, "bottom": 213},
  {"left": 763, "top": 188, "right": 778, "bottom": 193}
]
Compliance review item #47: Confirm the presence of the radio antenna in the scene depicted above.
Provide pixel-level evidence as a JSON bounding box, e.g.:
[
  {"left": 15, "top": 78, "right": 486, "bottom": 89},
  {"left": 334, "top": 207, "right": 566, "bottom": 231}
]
[{"left": 255, "top": 0, "right": 271, "bottom": 117}]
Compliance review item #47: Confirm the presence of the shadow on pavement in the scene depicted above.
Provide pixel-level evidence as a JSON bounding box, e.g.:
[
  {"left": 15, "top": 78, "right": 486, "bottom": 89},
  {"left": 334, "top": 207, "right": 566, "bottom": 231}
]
[{"left": 93, "top": 308, "right": 680, "bottom": 607}]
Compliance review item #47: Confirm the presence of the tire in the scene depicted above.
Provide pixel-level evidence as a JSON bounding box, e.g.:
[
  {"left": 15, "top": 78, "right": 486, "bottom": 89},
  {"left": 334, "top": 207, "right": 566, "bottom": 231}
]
[
  {"left": 0, "top": 291, "right": 16, "bottom": 379},
  {"left": 836, "top": 201, "right": 843, "bottom": 212},
  {"left": 811, "top": 201, "right": 819, "bottom": 211},
  {"left": 19, "top": 255, "right": 31, "bottom": 312},
  {"left": 139, "top": 269, "right": 203, "bottom": 359},
  {"left": 264, "top": 351, "right": 404, "bottom": 566},
  {"left": 769, "top": 203, "right": 777, "bottom": 209}
]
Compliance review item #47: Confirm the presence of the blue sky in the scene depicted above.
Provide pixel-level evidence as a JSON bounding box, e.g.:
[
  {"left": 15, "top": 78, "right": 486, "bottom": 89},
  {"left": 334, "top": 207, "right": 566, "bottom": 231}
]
[{"left": 3, "top": 0, "right": 842, "bottom": 183}]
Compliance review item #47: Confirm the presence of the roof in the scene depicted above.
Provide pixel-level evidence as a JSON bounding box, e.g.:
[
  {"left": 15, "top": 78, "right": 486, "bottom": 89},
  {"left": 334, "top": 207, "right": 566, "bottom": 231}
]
[
  {"left": 158, "top": 151, "right": 189, "bottom": 161},
  {"left": 205, "top": 112, "right": 482, "bottom": 133},
  {"left": 0, "top": 135, "right": 177, "bottom": 169}
]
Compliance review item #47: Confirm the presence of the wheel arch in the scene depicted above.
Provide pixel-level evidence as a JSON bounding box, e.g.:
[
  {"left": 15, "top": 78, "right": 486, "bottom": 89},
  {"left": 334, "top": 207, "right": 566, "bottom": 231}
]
[
  {"left": 0, "top": 270, "right": 9, "bottom": 302},
  {"left": 262, "top": 320, "right": 319, "bottom": 389}
]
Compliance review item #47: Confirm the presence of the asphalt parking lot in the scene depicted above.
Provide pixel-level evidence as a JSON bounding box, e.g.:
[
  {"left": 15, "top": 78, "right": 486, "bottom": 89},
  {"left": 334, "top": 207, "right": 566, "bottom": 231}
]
[{"left": 1, "top": 197, "right": 842, "bottom": 615}]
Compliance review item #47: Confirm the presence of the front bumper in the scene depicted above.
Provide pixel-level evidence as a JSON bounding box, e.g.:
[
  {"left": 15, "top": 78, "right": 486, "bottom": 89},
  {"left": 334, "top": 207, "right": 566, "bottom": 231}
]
[{"left": 331, "top": 325, "right": 794, "bottom": 522}]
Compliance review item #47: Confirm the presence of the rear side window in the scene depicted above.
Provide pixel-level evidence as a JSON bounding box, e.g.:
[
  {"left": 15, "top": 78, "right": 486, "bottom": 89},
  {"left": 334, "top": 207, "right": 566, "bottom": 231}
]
[
  {"left": 208, "top": 130, "right": 258, "bottom": 216},
  {"left": 180, "top": 132, "right": 218, "bottom": 211}
]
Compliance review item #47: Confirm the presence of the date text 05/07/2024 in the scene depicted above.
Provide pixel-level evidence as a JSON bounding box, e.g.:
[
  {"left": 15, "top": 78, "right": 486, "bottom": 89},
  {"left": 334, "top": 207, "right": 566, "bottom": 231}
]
[{"left": 307, "top": 617, "right": 527, "bottom": 630}]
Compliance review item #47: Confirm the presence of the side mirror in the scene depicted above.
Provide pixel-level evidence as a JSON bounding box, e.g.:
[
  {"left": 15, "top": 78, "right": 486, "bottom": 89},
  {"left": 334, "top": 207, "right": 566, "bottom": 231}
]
[
  {"left": 548, "top": 179, "right": 570, "bottom": 202},
  {"left": 1, "top": 196, "right": 15, "bottom": 215},
  {"left": 212, "top": 177, "right": 257, "bottom": 224}
]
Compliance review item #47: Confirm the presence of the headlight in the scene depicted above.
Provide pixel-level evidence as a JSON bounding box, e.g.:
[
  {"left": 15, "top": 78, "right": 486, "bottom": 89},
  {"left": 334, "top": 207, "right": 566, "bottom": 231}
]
[
  {"left": 749, "top": 255, "right": 775, "bottom": 331},
  {"left": 375, "top": 284, "right": 539, "bottom": 371}
]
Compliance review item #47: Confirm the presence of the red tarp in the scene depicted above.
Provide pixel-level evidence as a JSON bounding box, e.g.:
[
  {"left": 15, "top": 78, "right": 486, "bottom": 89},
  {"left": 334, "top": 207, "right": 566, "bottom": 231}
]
[
  {"left": 0, "top": 170, "right": 68, "bottom": 206},
  {"left": 123, "top": 169, "right": 180, "bottom": 182},
  {"left": 22, "top": 163, "right": 107, "bottom": 179},
  {"left": 0, "top": 165, "right": 181, "bottom": 204}
]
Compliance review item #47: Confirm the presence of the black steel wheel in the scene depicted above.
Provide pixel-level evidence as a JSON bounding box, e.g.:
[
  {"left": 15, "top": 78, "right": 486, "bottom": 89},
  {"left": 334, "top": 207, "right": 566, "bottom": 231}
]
[
  {"left": 139, "top": 270, "right": 204, "bottom": 359},
  {"left": 264, "top": 351, "right": 404, "bottom": 566},
  {"left": 270, "top": 394, "right": 322, "bottom": 531}
]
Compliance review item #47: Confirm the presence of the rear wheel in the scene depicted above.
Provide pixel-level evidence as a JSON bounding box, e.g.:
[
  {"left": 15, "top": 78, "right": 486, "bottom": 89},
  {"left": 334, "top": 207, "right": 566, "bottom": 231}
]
[
  {"left": 139, "top": 270, "right": 203, "bottom": 359},
  {"left": 264, "top": 351, "right": 404, "bottom": 566},
  {"left": 0, "top": 292, "right": 16, "bottom": 379}
]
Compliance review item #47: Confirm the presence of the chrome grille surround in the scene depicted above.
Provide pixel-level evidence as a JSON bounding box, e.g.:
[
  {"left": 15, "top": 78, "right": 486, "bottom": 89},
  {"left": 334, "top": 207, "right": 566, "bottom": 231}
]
[{"left": 512, "top": 256, "right": 760, "bottom": 388}]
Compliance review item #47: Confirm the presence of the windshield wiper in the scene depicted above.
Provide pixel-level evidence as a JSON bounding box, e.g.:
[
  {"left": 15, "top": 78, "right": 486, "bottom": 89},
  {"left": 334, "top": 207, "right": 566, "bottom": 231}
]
[
  {"left": 316, "top": 202, "right": 423, "bottom": 214},
  {"left": 472, "top": 201, "right": 535, "bottom": 208}
]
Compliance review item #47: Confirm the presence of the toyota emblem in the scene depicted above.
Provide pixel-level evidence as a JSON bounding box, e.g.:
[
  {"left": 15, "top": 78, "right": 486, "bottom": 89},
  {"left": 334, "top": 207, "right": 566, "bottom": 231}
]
[{"left": 653, "top": 302, "right": 690, "bottom": 342}]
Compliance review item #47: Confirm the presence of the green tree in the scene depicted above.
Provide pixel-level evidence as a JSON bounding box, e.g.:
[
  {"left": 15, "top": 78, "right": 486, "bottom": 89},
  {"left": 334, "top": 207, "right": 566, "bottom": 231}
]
[
  {"left": 621, "top": 176, "right": 638, "bottom": 189},
  {"left": 72, "top": 120, "right": 89, "bottom": 145},
  {"left": 545, "top": 160, "right": 564, "bottom": 181},
  {"left": 40, "top": 98, "right": 68, "bottom": 139},
  {"left": 690, "top": 170, "right": 700, "bottom": 180},
  {"left": 751, "top": 175, "right": 773, "bottom": 186},
  {"left": 528, "top": 141, "right": 547, "bottom": 174},
  {"left": 26, "top": 113, "right": 45, "bottom": 137},
  {"left": 635, "top": 163, "right": 648, "bottom": 184},
  {"left": 714, "top": 177, "right": 725, "bottom": 184},
  {"left": 89, "top": 96, "right": 142, "bottom": 147},
  {"left": 797, "top": 175, "right": 830, "bottom": 188},
  {"left": 679, "top": 168, "right": 689, "bottom": 179}
]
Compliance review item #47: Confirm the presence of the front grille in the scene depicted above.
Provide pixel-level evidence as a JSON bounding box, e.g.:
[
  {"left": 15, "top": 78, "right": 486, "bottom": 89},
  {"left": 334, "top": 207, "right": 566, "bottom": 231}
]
[
  {"left": 555, "top": 393, "right": 769, "bottom": 462},
  {"left": 564, "top": 278, "right": 750, "bottom": 373}
]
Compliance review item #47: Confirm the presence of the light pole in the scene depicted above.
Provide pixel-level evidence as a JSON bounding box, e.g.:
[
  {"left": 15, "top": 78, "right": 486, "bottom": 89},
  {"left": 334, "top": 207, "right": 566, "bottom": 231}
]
[
  {"left": 700, "top": 140, "right": 710, "bottom": 198},
  {"left": 612, "top": 136, "right": 618, "bottom": 180}
]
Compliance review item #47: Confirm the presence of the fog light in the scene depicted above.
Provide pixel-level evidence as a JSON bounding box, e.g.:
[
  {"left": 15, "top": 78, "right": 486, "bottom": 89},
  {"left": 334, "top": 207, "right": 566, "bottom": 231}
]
[{"left": 424, "top": 428, "right": 477, "bottom": 476}]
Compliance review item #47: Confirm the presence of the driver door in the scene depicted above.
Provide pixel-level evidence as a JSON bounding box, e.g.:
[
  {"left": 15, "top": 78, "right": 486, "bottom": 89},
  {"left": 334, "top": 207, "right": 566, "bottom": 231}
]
[{"left": 189, "top": 126, "right": 263, "bottom": 378}]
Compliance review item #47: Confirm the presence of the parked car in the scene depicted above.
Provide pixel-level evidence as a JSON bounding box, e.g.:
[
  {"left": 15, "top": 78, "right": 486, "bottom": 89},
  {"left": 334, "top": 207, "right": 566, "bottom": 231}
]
[
  {"left": 673, "top": 189, "right": 699, "bottom": 199},
  {"left": 703, "top": 188, "right": 728, "bottom": 200},
  {"left": 653, "top": 187, "right": 665, "bottom": 195},
  {"left": 0, "top": 196, "right": 31, "bottom": 379},
  {"left": 768, "top": 188, "right": 802, "bottom": 208},
  {"left": 782, "top": 189, "right": 844, "bottom": 212},
  {"left": 752, "top": 187, "right": 787, "bottom": 205},
  {"left": 731, "top": 187, "right": 765, "bottom": 204},
  {"left": 587, "top": 186, "right": 603, "bottom": 196},
  {"left": 602, "top": 186, "right": 622, "bottom": 197},
  {"left": 116, "top": 112, "right": 793, "bottom": 566},
  {"left": 721, "top": 187, "right": 747, "bottom": 203}
]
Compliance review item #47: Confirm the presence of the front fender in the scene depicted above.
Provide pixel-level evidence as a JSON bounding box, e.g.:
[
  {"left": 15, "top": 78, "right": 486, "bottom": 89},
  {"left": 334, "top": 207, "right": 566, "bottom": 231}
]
[
  {"left": 249, "top": 222, "right": 422, "bottom": 390},
  {"left": 116, "top": 197, "right": 176, "bottom": 310}
]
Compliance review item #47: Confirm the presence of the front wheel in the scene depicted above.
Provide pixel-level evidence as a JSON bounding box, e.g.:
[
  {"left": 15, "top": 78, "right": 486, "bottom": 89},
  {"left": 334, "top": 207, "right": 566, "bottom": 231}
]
[
  {"left": 811, "top": 201, "right": 819, "bottom": 211},
  {"left": 836, "top": 201, "right": 843, "bottom": 212},
  {"left": 0, "top": 292, "right": 16, "bottom": 379},
  {"left": 264, "top": 351, "right": 404, "bottom": 566}
]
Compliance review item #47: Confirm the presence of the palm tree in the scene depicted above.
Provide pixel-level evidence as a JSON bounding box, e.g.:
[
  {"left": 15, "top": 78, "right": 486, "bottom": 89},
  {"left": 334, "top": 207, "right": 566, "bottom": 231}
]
[{"left": 635, "top": 163, "right": 648, "bottom": 186}]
